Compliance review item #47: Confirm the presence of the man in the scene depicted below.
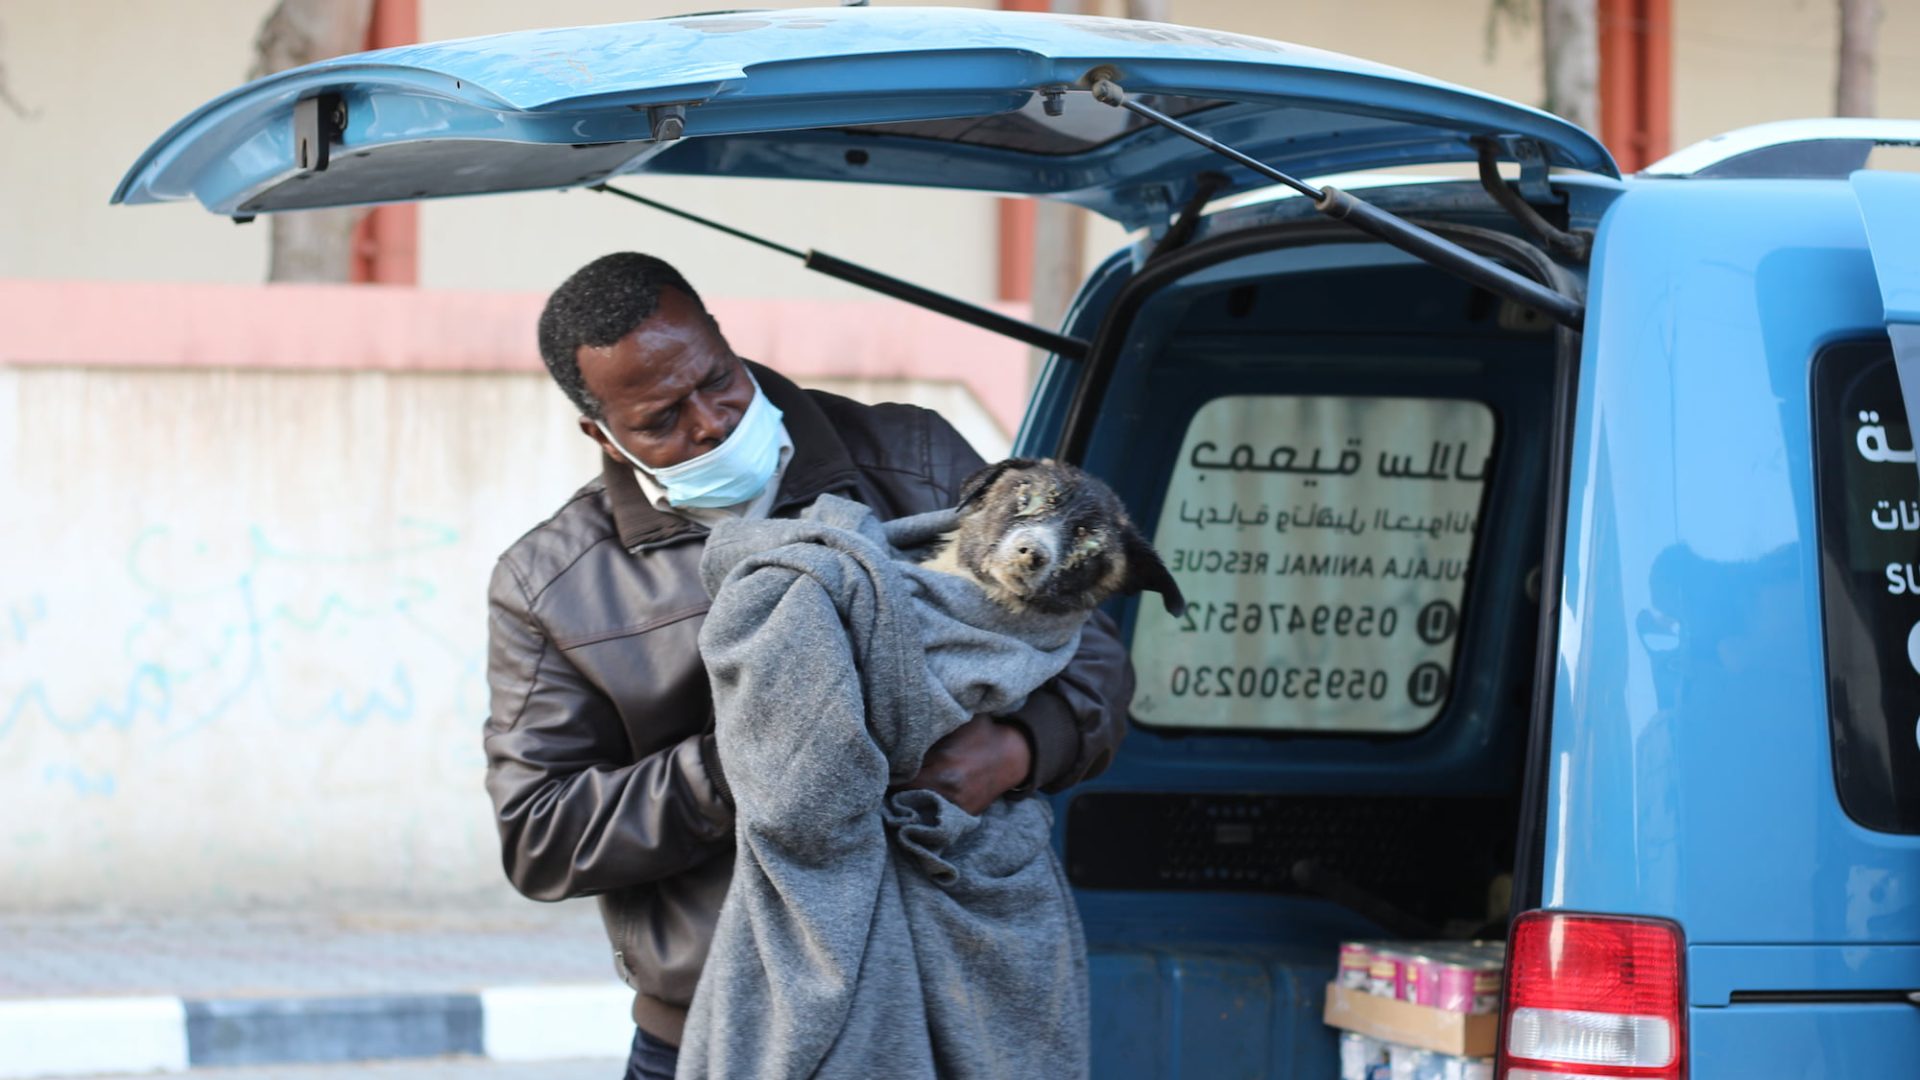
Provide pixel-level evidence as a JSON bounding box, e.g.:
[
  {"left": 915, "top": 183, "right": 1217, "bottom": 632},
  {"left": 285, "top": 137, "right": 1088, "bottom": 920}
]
[{"left": 483, "top": 253, "right": 1132, "bottom": 1079}]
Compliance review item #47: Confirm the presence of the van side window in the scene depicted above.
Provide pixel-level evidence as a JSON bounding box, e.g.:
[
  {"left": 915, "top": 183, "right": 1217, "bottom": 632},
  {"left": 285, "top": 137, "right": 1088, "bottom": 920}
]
[
  {"left": 1130, "top": 395, "right": 1494, "bottom": 734},
  {"left": 1813, "top": 339, "right": 1920, "bottom": 834}
]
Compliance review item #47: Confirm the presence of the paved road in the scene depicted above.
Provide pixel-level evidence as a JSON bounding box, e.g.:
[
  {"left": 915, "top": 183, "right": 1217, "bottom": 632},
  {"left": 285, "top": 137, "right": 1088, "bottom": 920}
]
[
  {"left": 65, "top": 1055, "right": 625, "bottom": 1079},
  {"left": 0, "top": 903, "right": 612, "bottom": 1000},
  {"left": 0, "top": 902, "right": 633, "bottom": 1077}
]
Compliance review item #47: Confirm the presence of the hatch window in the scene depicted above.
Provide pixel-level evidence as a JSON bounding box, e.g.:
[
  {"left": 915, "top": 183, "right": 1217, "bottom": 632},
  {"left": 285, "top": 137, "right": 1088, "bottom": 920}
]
[
  {"left": 1129, "top": 394, "right": 1494, "bottom": 734},
  {"left": 1812, "top": 338, "right": 1920, "bottom": 834},
  {"left": 237, "top": 139, "right": 643, "bottom": 214},
  {"left": 837, "top": 93, "right": 1226, "bottom": 157}
]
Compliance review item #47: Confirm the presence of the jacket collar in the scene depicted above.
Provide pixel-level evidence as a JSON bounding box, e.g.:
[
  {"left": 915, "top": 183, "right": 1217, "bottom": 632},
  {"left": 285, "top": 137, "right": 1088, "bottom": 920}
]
[{"left": 605, "top": 361, "right": 862, "bottom": 550}]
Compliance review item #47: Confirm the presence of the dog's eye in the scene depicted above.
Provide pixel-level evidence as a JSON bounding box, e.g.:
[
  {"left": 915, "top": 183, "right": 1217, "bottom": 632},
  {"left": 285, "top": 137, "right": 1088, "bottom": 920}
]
[{"left": 1015, "top": 484, "right": 1049, "bottom": 515}]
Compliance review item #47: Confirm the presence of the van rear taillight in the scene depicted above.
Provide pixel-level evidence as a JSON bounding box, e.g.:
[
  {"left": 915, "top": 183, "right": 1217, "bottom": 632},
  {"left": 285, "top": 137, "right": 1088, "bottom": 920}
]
[{"left": 1497, "top": 911, "right": 1686, "bottom": 1080}]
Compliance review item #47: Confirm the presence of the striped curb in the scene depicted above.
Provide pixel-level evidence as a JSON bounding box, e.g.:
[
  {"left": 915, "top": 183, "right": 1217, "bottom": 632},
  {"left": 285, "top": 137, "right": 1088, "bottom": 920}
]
[{"left": 0, "top": 983, "right": 634, "bottom": 1079}]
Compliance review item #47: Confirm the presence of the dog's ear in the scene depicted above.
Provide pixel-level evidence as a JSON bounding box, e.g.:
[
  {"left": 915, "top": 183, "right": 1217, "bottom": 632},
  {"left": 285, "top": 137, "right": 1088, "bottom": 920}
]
[
  {"left": 956, "top": 458, "right": 1042, "bottom": 512},
  {"left": 1121, "top": 526, "right": 1187, "bottom": 616}
]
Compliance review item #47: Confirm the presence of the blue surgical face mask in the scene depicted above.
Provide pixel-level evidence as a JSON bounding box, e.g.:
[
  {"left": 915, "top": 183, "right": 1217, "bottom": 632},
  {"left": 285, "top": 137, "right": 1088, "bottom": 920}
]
[{"left": 597, "top": 373, "right": 786, "bottom": 508}]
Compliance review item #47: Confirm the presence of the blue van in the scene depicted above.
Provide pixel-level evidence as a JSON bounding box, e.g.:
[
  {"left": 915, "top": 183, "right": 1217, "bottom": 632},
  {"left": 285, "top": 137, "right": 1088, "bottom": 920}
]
[{"left": 117, "top": 8, "right": 1920, "bottom": 1076}]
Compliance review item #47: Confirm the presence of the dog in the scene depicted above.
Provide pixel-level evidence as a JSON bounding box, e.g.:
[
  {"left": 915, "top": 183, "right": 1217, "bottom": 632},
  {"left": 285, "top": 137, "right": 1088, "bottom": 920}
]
[{"left": 921, "top": 458, "right": 1186, "bottom": 618}]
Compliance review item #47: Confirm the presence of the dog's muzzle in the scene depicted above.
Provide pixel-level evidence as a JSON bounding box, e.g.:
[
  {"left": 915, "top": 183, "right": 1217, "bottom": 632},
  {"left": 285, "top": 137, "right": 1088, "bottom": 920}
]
[{"left": 990, "top": 524, "right": 1061, "bottom": 592}]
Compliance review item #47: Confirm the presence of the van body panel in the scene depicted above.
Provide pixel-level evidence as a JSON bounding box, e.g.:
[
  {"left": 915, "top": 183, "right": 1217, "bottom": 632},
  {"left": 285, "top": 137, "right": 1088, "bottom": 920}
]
[
  {"left": 1691, "top": 1004, "right": 1920, "bottom": 1074},
  {"left": 1690, "top": 944, "right": 1920, "bottom": 1005},
  {"left": 1548, "top": 179, "right": 1920, "bottom": 946}
]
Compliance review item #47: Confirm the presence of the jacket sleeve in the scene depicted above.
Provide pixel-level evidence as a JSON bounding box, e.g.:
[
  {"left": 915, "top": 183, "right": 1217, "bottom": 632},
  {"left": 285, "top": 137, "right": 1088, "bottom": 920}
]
[
  {"left": 1003, "top": 608, "right": 1133, "bottom": 793},
  {"left": 482, "top": 554, "right": 734, "bottom": 902},
  {"left": 924, "top": 416, "right": 1134, "bottom": 792}
]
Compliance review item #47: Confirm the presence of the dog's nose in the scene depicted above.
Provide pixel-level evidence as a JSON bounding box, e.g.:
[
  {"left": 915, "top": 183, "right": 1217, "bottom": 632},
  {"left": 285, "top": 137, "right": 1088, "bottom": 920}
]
[
  {"left": 1015, "top": 543, "right": 1047, "bottom": 569},
  {"left": 1003, "top": 527, "right": 1057, "bottom": 579}
]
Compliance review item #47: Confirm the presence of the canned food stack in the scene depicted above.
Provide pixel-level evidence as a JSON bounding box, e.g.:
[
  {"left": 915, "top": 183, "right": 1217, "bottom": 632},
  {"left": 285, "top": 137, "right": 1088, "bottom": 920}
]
[{"left": 1328, "top": 940, "right": 1503, "bottom": 1080}]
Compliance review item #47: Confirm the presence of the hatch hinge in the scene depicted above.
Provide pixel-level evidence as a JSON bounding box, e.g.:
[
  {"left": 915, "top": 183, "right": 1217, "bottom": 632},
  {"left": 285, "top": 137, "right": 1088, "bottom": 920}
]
[
  {"left": 1505, "top": 136, "right": 1556, "bottom": 202},
  {"left": 647, "top": 104, "right": 687, "bottom": 143},
  {"left": 1147, "top": 171, "right": 1231, "bottom": 261},
  {"left": 1131, "top": 184, "right": 1177, "bottom": 242},
  {"left": 1474, "top": 136, "right": 1593, "bottom": 264},
  {"left": 292, "top": 92, "right": 346, "bottom": 174}
]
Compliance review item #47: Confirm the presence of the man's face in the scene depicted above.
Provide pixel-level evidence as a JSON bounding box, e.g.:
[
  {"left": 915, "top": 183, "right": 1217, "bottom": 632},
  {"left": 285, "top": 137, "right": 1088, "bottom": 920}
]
[{"left": 576, "top": 288, "right": 755, "bottom": 471}]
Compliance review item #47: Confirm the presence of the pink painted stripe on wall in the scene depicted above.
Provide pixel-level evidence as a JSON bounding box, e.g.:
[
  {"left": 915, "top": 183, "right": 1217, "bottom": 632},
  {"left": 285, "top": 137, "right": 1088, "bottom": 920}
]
[{"left": 0, "top": 280, "right": 1036, "bottom": 435}]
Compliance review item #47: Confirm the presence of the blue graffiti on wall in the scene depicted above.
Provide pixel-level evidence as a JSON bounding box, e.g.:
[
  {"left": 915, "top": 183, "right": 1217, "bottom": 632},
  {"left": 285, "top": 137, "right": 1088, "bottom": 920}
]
[{"left": 1, "top": 518, "right": 489, "bottom": 779}]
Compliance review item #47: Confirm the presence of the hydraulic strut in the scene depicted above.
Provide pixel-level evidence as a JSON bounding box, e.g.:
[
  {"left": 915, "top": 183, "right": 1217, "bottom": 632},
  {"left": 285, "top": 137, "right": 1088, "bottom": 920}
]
[
  {"left": 592, "top": 184, "right": 1091, "bottom": 360},
  {"left": 1089, "top": 80, "right": 1586, "bottom": 330}
]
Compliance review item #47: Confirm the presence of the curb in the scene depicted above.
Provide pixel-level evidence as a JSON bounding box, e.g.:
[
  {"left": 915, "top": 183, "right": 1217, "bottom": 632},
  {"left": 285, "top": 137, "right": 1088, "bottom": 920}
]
[{"left": 0, "top": 983, "right": 634, "bottom": 1078}]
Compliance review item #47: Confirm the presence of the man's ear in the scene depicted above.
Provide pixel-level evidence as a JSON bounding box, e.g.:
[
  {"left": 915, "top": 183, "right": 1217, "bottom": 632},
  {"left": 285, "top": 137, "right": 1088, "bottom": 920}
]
[
  {"left": 955, "top": 458, "right": 1041, "bottom": 511},
  {"left": 1121, "top": 526, "right": 1186, "bottom": 616},
  {"left": 579, "top": 415, "right": 625, "bottom": 464}
]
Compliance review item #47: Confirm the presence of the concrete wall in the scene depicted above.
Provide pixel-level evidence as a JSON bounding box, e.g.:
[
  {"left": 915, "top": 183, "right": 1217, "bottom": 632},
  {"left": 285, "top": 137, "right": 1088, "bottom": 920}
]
[
  {"left": 0, "top": 0, "right": 1011, "bottom": 301},
  {"left": 3, "top": 363, "right": 590, "bottom": 910},
  {"left": 0, "top": 280, "right": 1017, "bottom": 912},
  {"left": 1672, "top": 0, "right": 1920, "bottom": 148},
  {"left": 0, "top": 367, "right": 1003, "bottom": 912},
  {"left": 1172, "top": 0, "right": 1920, "bottom": 152},
  {"left": 0, "top": 0, "right": 278, "bottom": 285}
]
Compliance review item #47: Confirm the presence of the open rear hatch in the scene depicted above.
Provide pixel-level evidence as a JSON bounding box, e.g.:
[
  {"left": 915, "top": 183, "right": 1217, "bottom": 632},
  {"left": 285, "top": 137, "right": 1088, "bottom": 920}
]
[{"left": 114, "top": 7, "right": 1614, "bottom": 233}]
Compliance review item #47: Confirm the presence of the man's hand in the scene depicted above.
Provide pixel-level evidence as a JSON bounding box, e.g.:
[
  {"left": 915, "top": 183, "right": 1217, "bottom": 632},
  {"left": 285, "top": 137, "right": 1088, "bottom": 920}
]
[{"left": 895, "top": 715, "right": 1033, "bottom": 815}]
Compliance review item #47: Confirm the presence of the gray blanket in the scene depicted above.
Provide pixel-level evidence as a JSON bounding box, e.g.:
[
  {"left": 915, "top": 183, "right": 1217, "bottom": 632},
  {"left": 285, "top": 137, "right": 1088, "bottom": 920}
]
[{"left": 675, "top": 494, "right": 1091, "bottom": 1080}]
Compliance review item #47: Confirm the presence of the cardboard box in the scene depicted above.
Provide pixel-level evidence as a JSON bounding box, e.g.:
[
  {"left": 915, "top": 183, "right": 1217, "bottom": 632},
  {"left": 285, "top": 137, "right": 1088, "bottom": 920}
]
[{"left": 1322, "top": 983, "right": 1498, "bottom": 1058}]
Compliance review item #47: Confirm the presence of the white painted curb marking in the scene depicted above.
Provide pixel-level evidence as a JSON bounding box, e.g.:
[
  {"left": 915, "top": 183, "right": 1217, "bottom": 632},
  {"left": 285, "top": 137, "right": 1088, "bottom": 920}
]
[
  {"left": 480, "top": 983, "right": 636, "bottom": 1062},
  {"left": 0, "top": 996, "right": 188, "bottom": 1079}
]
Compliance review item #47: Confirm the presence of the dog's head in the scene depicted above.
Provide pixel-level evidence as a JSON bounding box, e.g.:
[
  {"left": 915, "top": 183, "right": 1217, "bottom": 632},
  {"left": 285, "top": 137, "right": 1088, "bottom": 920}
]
[{"left": 945, "top": 458, "right": 1185, "bottom": 617}]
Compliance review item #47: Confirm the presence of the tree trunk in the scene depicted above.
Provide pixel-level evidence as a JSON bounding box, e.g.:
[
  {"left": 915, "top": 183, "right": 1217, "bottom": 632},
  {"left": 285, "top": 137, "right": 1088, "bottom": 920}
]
[
  {"left": 1837, "top": 0, "right": 1880, "bottom": 117},
  {"left": 1541, "top": 0, "right": 1598, "bottom": 132},
  {"left": 0, "top": 19, "right": 31, "bottom": 118},
  {"left": 1029, "top": 196, "right": 1087, "bottom": 381},
  {"left": 250, "top": 0, "right": 375, "bottom": 283}
]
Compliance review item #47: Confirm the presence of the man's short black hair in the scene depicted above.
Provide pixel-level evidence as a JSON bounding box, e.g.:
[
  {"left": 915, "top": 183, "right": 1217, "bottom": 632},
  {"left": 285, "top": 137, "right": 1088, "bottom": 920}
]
[{"left": 537, "top": 252, "right": 705, "bottom": 419}]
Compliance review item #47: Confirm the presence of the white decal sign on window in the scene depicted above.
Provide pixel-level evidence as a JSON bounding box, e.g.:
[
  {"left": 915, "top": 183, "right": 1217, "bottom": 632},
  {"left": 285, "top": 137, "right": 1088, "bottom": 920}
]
[{"left": 1129, "top": 395, "right": 1494, "bottom": 733}]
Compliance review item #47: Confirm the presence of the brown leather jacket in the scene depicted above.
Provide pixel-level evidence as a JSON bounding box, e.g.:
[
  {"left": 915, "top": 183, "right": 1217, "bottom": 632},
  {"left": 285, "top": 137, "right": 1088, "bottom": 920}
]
[{"left": 483, "top": 364, "right": 1132, "bottom": 1044}]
